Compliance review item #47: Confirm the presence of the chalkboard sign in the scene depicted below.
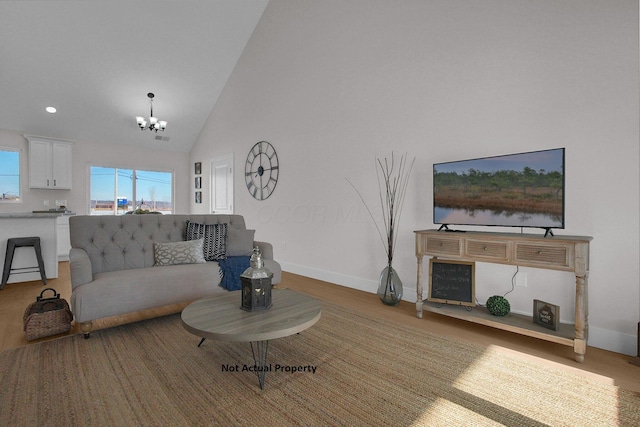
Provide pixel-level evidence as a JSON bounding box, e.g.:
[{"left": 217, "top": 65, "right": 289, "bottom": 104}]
[{"left": 428, "top": 259, "right": 475, "bottom": 307}]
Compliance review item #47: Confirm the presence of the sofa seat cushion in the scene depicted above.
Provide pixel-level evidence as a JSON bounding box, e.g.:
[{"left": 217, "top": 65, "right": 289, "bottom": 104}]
[{"left": 70, "top": 261, "right": 225, "bottom": 323}]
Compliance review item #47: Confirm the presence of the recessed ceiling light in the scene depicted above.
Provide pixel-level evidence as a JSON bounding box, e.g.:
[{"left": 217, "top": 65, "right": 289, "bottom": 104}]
[{"left": 45, "top": 106, "right": 57, "bottom": 113}]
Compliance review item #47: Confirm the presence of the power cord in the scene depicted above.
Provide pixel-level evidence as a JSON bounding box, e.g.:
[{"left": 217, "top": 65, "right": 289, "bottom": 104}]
[
  {"left": 505, "top": 265, "right": 518, "bottom": 297},
  {"left": 476, "top": 265, "right": 519, "bottom": 306}
]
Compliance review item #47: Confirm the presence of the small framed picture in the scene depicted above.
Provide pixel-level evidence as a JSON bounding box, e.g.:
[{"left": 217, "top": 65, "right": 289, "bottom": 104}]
[
  {"left": 194, "top": 162, "right": 201, "bottom": 175},
  {"left": 533, "top": 299, "right": 559, "bottom": 331},
  {"left": 195, "top": 177, "right": 201, "bottom": 189},
  {"left": 195, "top": 191, "right": 202, "bottom": 204}
]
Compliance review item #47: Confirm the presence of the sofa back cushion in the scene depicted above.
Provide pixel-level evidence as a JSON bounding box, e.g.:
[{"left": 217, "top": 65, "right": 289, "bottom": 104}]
[{"left": 69, "top": 214, "right": 246, "bottom": 274}]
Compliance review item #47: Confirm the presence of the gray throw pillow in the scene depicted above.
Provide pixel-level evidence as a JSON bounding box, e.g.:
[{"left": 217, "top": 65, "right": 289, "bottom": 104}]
[
  {"left": 154, "top": 239, "right": 206, "bottom": 266},
  {"left": 226, "top": 228, "right": 255, "bottom": 256}
]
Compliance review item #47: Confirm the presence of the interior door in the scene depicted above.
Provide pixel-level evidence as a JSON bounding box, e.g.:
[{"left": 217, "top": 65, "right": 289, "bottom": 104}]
[{"left": 210, "top": 153, "right": 234, "bottom": 214}]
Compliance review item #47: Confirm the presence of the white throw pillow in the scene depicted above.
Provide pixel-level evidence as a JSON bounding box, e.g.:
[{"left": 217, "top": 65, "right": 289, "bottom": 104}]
[{"left": 154, "top": 239, "right": 206, "bottom": 266}]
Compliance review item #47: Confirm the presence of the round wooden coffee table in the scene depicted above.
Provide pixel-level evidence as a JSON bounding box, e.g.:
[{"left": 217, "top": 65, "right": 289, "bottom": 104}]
[{"left": 181, "top": 288, "right": 321, "bottom": 389}]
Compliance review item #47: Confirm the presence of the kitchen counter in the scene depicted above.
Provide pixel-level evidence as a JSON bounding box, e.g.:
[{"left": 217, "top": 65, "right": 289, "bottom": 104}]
[
  {"left": 0, "top": 212, "right": 60, "bottom": 218},
  {"left": 0, "top": 211, "right": 75, "bottom": 218}
]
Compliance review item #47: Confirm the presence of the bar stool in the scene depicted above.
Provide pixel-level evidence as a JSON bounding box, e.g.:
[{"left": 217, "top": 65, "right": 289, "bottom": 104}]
[{"left": 1, "top": 237, "right": 47, "bottom": 290}]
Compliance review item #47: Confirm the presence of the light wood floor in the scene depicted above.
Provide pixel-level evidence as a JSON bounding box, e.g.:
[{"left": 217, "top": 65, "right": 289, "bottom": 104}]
[{"left": 2, "top": 262, "right": 639, "bottom": 393}]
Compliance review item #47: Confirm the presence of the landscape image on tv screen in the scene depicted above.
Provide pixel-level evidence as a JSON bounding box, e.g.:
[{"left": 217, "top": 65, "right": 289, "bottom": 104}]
[{"left": 433, "top": 148, "right": 565, "bottom": 229}]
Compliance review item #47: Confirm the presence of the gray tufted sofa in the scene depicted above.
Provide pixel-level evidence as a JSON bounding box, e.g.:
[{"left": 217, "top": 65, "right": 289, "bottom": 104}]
[{"left": 69, "top": 214, "right": 281, "bottom": 337}]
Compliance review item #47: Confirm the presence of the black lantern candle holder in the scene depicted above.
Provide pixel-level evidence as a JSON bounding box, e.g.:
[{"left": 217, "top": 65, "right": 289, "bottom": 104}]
[{"left": 240, "top": 247, "right": 273, "bottom": 311}]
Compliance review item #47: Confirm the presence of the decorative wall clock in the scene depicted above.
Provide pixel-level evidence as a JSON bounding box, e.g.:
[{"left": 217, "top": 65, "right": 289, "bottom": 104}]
[{"left": 245, "top": 141, "right": 279, "bottom": 200}]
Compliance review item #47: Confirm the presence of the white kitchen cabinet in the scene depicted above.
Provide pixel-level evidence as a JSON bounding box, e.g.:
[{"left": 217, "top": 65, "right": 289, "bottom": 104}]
[
  {"left": 26, "top": 135, "right": 73, "bottom": 189},
  {"left": 56, "top": 215, "right": 71, "bottom": 261}
]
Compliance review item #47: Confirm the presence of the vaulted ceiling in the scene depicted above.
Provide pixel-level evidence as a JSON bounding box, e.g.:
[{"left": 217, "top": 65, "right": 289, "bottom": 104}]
[{"left": 0, "top": 1, "right": 269, "bottom": 153}]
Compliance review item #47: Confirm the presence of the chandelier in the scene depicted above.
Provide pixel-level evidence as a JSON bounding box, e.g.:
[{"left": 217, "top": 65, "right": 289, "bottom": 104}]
[{"left": 135, "top": 93, "right": 167, "bottom": 132}]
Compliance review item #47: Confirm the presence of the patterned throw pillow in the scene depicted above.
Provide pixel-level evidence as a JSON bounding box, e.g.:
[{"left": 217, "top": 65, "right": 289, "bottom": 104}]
[
  {"left": 185, "top": 221, "right": 228, "bottom": 261},
  {"left": 153, "top": 239, "right": 206, "bottom": 266}
]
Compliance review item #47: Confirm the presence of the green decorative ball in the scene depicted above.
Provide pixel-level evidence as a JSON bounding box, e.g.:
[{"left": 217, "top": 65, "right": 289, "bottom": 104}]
[{"left": 486, "top": 295, "right": 510, "bottom": 316}]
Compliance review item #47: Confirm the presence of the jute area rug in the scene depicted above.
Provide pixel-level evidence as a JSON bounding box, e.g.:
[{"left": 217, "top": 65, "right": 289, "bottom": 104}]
[{"left": 1, "top": 301, "right": 638, "bottom": 427}]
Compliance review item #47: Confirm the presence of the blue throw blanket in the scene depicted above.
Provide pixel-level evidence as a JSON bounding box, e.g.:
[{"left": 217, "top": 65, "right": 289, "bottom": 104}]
[{"left": 218, "top": 256, "right": 251, "bottom": 291}]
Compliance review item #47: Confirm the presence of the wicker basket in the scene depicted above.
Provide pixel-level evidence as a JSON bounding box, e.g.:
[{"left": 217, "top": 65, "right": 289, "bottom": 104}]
[{"left": 23, "top": 288, "right": 74, "bottom": 341}]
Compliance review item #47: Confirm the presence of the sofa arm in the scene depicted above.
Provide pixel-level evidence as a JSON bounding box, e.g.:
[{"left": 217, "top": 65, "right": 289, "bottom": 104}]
[
  {"left": 69, "top": 248, "right": 94, "bottom": 289},
  {"left": 253, "top": 241, "right": 274, "bottom": 260}
]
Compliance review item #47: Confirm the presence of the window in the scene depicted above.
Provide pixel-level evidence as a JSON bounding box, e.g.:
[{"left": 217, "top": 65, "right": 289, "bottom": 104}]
[
  {"left": 89, "top": 166, "right": 173, "bottom": 215},
  {"left": 0, "top": 148, "right": 21, "bottom": 202}
]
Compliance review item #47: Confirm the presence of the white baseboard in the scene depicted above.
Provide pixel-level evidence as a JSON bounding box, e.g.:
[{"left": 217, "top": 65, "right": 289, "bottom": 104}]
[
  {"left": 588, "top": 326, "right": 636, "bottom": 357},
  {"left": 280, "top": 261, "right": 417, "bottom": 302},
  {"left": 280, "top": 262, "right": 636, "bottom": 356}
]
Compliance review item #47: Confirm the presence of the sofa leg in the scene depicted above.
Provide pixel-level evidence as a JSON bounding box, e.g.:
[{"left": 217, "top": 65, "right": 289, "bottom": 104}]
[{"left": 79, "top": 321, "right": 93, "bottom": 339}]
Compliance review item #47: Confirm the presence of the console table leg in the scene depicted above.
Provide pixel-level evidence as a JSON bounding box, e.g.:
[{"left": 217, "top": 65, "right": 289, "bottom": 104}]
[
  {"left": 250, "top": 340, "right": 270, "bottom": 389},
  {"left": 574, "top": 340, "right": 586, "bottom": 363},
  {"left": 416, "top": 256, "right": 423, "bottom": 318},
  {"left": 574, "top": 274, "right": 588, "bottom": 363}
]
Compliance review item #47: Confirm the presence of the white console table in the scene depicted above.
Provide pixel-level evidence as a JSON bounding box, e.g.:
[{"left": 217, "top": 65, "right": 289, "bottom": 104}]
[{"left": 414, "top": 229, "right": 592, "bottom": 363}]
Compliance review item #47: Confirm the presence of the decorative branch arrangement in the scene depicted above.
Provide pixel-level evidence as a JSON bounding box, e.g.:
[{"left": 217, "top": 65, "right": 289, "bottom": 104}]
[
  {"left": 347, "top": 152, "right": 415, "bottom": 266},
  {"left": 347, "top": 152, "right": 415, "bottom": 305}
]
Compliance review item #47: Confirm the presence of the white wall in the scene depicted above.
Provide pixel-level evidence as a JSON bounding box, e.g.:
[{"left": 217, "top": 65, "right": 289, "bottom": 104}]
[
  {"left": 0, "top": 129, "right": 190, "bottom": 214},
  {"left": 194, "top": 0, "right": 639, "bottom": 355}
]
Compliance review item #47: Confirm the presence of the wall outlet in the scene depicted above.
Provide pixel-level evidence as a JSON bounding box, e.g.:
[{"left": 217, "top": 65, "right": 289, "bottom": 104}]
[
  {"left": 515, "top": 272, "right": 528, "bottom": 287},
  {"left": 43, "top": 199, "right": 49, "bottom": 206}
]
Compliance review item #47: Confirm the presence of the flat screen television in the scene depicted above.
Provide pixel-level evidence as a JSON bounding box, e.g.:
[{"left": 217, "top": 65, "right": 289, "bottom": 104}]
[{"left": 433, "top": 148, "right": 565, "bottom": 235}]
